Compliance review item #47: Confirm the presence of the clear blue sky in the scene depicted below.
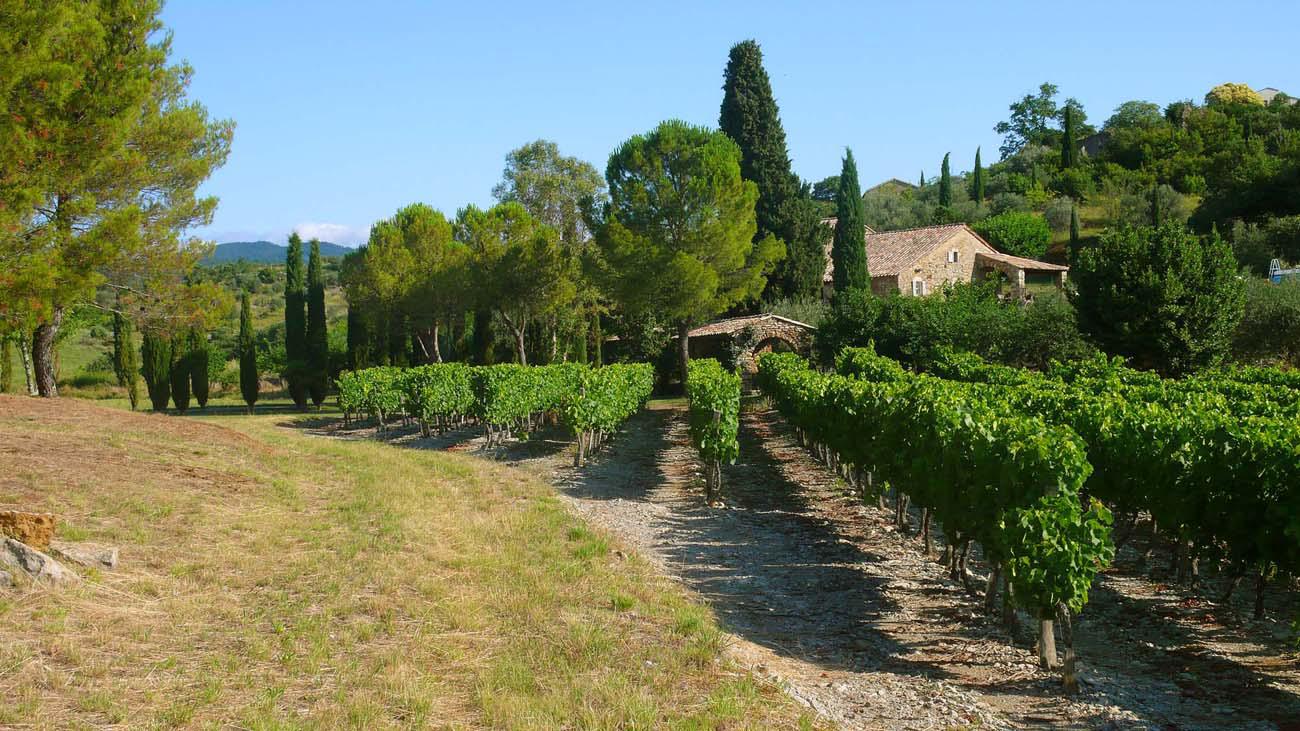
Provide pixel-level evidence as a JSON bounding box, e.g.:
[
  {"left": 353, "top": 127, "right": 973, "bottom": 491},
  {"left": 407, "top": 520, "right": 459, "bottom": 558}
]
[{"left": 163, "top": 0, "right": 1300, "bottom": 247}]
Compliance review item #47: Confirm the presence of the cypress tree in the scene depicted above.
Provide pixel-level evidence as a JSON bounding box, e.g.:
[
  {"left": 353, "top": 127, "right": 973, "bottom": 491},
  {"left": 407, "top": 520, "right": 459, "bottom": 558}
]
[
  {"left": 140, "top": 331, "right": 171, "bottom": 412},
  {"left": 112, "top": 307, "right": 139, "bottom": 411},
  {"left": 938, "top": 153, "right": 953, "bottom": 208},
  {"left": 239, "top": 292, "right": 259, "bottom": 413},
  {"left": 919, "top": 170, "right": 925, "bottom": 188},
  {"left": 306, "top": 239, "right": 328, "bottom": 408},
  {"left": 284, "top": 232, "right": 308, "bottom": 409},
  {"left": 1061, "top": 105, "right": 1077, "bottom": 168},
  {"left": 1069, "top": 203, "right": 1082, "bottom": 251},
  {"left": 972, "top": 147, "right": 985, "bottom": 206},
  {"left": 170, "top": 334, "right": 190, "bottom": 413},
  {"left": 719, "top": 39, "right": 813, "bottom": 299},
  {"left": 831, "top": 148, "right": 869, "bottom": 294},
  {"left": 189, "top": 329, "right": 209, "bottom": 409}
]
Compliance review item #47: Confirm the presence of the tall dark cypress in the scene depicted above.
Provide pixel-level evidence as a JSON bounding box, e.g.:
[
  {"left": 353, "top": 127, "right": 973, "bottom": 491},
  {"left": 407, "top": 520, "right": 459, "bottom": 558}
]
[
  {"left": 284, "top": 233, "right": 308, "bottom": 409},
  {"left": 1061, "top": 105, "right": 1077, "bottom": 168},
  {"left": 719, "top": 39, "right": 817, "bottom": 299},
  {"left": 831, "top": 148, "right": 869, "bottom": 294},
  {"left": 112, "top": 302, "right": 139, "bottom": 411},
  {"left": 140, "top": 331, "right": 171, "bottom": 412},
  {"left": 239, "top": 292, "right": 259, "bottom": 413},
  {"left": 169, "top": 334, "right": 191, "bottom": 413},
  {"left": 919, "top": 171, "right": 925, "bottom": 188},
  {"left": 972, "top": 147, "right": 985, "bottom": 206},
  {"left": 189, "top": 329, "right": 209, "bottom": 409},
  {"left": 306, "top": 239, "right": 328, "bottom": 408},
  {"left": 345, "top": 303, "right": 365, "bottom": 370},
  {"left": 938, "top": 153, "right": 953, "bottom": 208}
]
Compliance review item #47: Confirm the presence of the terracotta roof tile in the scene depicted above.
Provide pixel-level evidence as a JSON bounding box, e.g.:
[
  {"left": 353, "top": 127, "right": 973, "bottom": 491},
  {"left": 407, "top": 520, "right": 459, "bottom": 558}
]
[
  {"left": 687, "top": 313, "right": 816, "bottom": 338},
  {"left": 822, "top": 222, "right": 971, "bottom": 280}
]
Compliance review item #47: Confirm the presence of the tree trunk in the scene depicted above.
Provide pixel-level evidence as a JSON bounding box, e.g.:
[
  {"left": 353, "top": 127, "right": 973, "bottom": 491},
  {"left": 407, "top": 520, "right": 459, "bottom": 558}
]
[
  {"left": 1255, "top": 568, "right": 1267, "bottom": 620},
  {"left": 984, "top": 563, "right": 1003, "bottom": 614},
  {"left": 431, "top": 323, "right": 442, "bottom": 363},
  {"left": 1057, "top": 605, "right": 1077, "bottom": 693},
  {"left": 1038, "top": 616, "right": 1058, "bottom": 670},
  {"left": 18, "top": 336, "right": 36, "bottom": 395},
  {"left": 677, "top": 320, "right": 690, "bottom": 389},
  {"left": 32, "top": 306, "right": 62, "bottom": 398},
  {"left": 512, "top": 326, "right": 527, "bottom": 366},
  {"left": 921, "top": 509, "right": 932, "bottom": 556},
  {"left": 1001, "top": 572, "right": 1019, "bottom": 631}
]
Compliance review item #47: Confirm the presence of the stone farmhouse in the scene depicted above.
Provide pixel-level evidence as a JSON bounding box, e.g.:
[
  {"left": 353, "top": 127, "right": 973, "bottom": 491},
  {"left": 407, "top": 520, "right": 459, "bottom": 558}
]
[{"left": 821, "top": 220, "right": 1068, "bottom": 301}]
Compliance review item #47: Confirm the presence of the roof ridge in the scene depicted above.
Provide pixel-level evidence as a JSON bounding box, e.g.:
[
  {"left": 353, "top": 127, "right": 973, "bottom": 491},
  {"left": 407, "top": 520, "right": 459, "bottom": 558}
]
[{"left": 867, "top": 222, "right": 967, "bottom": 236}]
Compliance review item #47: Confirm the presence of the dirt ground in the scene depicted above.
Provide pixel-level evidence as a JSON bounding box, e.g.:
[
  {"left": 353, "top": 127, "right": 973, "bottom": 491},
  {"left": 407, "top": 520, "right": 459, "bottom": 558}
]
[{"left": 319, "top": 405, "right": 1300, "bottom": 731}]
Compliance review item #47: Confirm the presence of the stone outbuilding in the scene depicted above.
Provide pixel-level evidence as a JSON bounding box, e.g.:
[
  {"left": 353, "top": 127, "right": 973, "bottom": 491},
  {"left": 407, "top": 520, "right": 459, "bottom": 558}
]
[
  {"left": 684, "top": 314, "right": 816, "bottom": 382},
  {"left": 821, "top": 220, "right": 1068, "bottom": 301}
]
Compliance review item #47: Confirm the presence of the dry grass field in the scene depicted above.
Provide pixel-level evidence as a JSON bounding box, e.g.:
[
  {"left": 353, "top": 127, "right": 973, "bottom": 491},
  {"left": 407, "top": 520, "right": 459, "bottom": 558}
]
[{"left": 0, "top": 396, "right": 816, "bottom": 730}]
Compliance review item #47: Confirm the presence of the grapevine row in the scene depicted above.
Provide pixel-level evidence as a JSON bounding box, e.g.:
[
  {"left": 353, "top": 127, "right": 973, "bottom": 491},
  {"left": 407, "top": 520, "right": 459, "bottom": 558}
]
[
  {"left": 757, "top": 351, "right": 1113, "bottom": 679},
  {"left": 336, "top": 362, "right": 655, "bottom": 457},
  {"left": 683, "top": 359, "right": 741, "bottom": 503}
]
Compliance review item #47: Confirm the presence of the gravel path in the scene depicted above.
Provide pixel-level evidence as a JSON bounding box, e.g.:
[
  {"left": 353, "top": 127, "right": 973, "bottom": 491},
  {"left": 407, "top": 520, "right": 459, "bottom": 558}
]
[{"left": 309, "top": 405, "right": 1300, "bottom": 730}]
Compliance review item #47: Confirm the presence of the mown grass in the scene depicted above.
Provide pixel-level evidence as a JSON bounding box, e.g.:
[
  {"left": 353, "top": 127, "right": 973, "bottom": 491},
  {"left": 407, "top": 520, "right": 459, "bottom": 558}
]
[{"left": 0, "top": 396, "right": 817, "bottom": 729}]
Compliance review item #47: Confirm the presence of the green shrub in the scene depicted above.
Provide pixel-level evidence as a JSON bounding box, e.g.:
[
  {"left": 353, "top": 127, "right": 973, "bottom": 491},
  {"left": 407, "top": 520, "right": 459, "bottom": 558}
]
[{"left": 973, "top": 211, "right": 1052, "bottom": 259}]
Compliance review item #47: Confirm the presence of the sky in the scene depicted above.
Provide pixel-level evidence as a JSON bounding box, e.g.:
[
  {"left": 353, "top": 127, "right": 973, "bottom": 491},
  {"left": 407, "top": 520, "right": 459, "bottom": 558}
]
[{"left": 162, "top": 0, "right": 1300, "bottom": 247}]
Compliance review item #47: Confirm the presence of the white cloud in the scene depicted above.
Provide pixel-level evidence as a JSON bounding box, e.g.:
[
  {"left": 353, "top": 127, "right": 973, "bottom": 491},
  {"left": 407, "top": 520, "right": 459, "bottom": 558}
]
[{"left": 292, "top": 222, "right": 367, "bottom": 247}]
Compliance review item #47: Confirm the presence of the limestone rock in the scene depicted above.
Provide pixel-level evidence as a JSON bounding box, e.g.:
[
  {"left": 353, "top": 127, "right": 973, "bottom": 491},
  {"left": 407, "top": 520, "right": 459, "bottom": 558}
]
[
  {"left": 50, "top": 540, "right": 118, "bottom": 569},
  {"left": 0, "top": 511, "right": 56, "bottom": 552},
  {"left": 0, "top": 569, "right": 11, "bottom": 588},
  {"left": 0, "top": 538, "right": 79, "bottom": 584}
]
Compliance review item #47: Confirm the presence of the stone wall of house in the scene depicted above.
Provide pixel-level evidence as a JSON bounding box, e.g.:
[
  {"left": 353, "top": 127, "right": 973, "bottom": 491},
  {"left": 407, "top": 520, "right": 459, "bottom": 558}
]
[{"left": 903, "top": 229, "right": 990, "bottom": 296}]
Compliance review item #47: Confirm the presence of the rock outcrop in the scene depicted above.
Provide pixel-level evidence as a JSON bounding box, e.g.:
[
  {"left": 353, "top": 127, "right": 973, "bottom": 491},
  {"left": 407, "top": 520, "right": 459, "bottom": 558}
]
[
  {"left": 50, "top": 541, "right": 118, "bottom": 569},
  {"left": 0, "top": 511, "right": 56, "bottom": 552},
  {"left": 0, "top": 538, "right": 79, "bottom": 585}
]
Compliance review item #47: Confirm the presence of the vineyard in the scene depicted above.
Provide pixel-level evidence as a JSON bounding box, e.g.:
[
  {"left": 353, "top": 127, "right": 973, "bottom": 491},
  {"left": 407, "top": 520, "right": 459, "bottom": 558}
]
[
  {"left": 336, "top": 362, "right": 656, "bottom": 460},
  {"left": 756, "top": 345, "right": 1300, "bottom": 690}
]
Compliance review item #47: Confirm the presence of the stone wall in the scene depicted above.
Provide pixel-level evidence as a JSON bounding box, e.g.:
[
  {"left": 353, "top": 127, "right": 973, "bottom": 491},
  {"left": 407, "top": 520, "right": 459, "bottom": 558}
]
[{"left": 903, "top": 228, "right": 989, "bottom": 296}]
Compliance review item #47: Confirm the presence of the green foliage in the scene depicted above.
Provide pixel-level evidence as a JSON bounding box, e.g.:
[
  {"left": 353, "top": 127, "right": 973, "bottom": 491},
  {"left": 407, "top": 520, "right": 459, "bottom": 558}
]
[
  {"left": 238, "top": 292, "right": 259, "bottom": 410},
  {"left": 1071, "top": 223, "right": 1245, "bottom": 375},
  {"left": 972, "top": 211, "right": 1052, "bottom": 258},
  {"left": 0, "top": 0, "right": 233, "bottom": 395},
  {"left": 596, "top": 119, "right": 782, "bottom": 347},
  {"left": 1232, "top": 277, "right": 1300, "bottom": 366},
  {"left": 1004, "top": 496, "right": 1114, "bottom": 616},
  {"left": 306, "top": 239, "right": 329, "bottom": 407},
  {"left": 971, "top": 148, "right": 985, "bottom": 206},
  {"left": 1205, "top": 83, "right": 1264, "bottom": 107},
  {"left": 140, "top": 330, "right": 170, "bottom": 412},
  {"left": 815, "top": 283, "right": 1093, "bottom": 371},
  {"left": 169, "top": 334, "right": 190, "bottom": 413},
  {"left": 831, "top": 149, "right": 869, "bottom": 293},
  {"left": 284, "top": 233, "right": 308, "bottom": 408},
  {"left": 188, "top": 329, "right": 209, "bottom": 409},
  {"left": 685, "top": 359, "right": 741, "bottom": 500}
]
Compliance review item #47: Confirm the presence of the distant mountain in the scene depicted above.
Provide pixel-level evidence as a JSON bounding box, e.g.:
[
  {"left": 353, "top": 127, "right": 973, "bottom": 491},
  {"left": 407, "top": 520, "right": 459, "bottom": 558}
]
[{"left": 201, "top": 240, "right": 353, "bottom": 265}]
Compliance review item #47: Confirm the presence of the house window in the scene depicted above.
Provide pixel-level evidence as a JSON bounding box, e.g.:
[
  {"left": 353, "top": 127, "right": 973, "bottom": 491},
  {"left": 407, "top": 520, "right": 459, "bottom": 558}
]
[
  {"left": 948, "top": 250, "right": 960, "bottom": 263},
  {"left": 912, "top": 278, "right": 927, "bottom": 296}
]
